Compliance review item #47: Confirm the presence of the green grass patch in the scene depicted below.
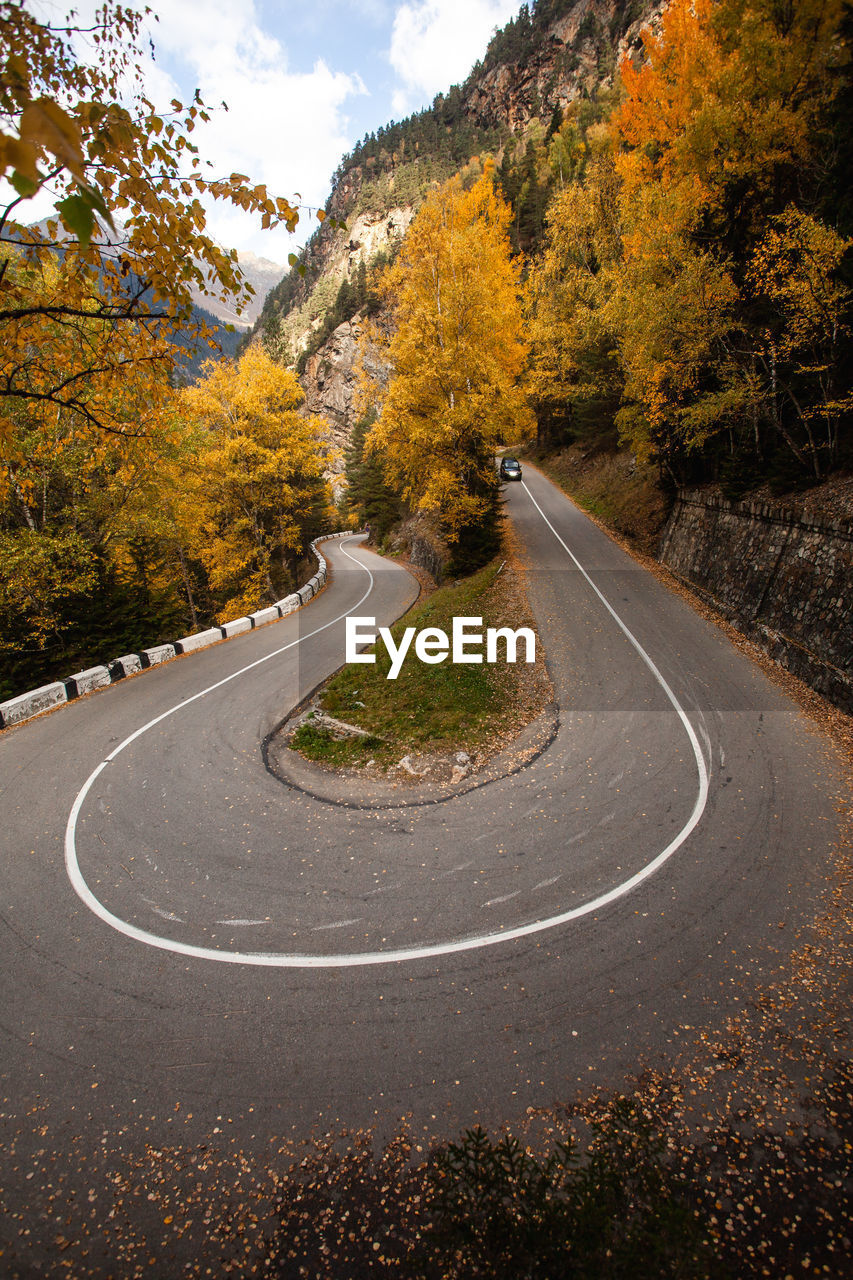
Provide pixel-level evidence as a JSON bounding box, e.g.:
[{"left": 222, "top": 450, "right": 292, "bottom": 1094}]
[
  {"left": 293, "top": 558, "right": 536, "bottom": 768},
  {"left": 289, "top": 721, "right": 385, "bottom": 767}
]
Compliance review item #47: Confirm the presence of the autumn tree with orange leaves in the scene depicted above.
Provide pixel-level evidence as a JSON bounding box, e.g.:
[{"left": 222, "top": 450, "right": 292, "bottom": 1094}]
[
  {"left": 614, "top": 0, "right": 851, "bottom": 479},
  {"left": 528, "top": 0, "right": 851, "bottom": 484},
  {"left": 365, "top": 169, "right": 531, "bottom": 570},
  {"left": 0, "top": 1, "right": 329, "bottom": 697},
  {"left": 0, "top": 0, "right": 304, "bottom": 465}
]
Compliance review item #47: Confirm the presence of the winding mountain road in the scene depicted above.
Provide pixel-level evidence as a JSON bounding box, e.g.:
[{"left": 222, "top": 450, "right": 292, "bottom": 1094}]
[{"left": 0, "top": 466, "right": 843, "bottom": 1270}]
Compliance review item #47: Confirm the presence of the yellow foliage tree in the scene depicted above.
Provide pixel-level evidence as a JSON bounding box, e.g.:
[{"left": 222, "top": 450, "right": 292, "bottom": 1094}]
[
  {"left": 0, "top": 2, "right": 306, "bottom": 466},
  {"left": 365, "top": 169, "right": 531, "bottom": 561},
  {"left": 2, "top": 245, "right": 182, "bottom": 479},
  {"left": 180, "top": 348, "right": 334, "bottom": 620},
  {"left": 607, "top": 0, "right": 850, "bottom": 476},
  {"left": 747, "top": 208, "right": 852, "bottom": 472},
  {"left": 0, "top": 257, "right": 196, "bottom": 687},
  {"left": 525, "top": 0, "right": 850, "bottom": 482},
  {"left": 615, "top": 0, "right": 844, "bottom": 225},
  {"left": 0, "top": 2, "right": 335, "bottom": 691},
  {"left": 526, "top": 158, "right": 624, "bottom": 446}
]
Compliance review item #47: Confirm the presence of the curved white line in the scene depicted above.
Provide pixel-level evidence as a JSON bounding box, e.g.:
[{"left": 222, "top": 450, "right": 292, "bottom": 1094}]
[{"left": 65, "top": 500, "right": 710, "bottom": 969}]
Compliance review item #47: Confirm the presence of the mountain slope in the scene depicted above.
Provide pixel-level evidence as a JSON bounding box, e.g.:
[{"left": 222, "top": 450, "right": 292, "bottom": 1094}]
[
  {"left": 252, "top": 0, "right": 660, "bottom": 448},
  {"left": 187, "top": 250, "right": 285, "bottom": 331}
]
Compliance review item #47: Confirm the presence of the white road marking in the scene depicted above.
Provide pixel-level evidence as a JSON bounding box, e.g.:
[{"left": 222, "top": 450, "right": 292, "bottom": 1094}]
[
  {"left": 311, "top": 918, "right": 363, "bottom": 932},
  {"left": 567, "top": 827, "right": 592, "bottom": 845},
  {"left": 483, "top": 891, "right": 522, "bottom": 908},
  {"left": 215, "top": 919, "right": 270, "bottom": 927},
  {"left": 150, "top": 906, "right": 186, "bottom": 924},
  {"left": 365, "top": 883, "right": 402, "bottom": 897},
  {"left": 698, "top": 720, "right": 713, "bottom": 768},
  {"left": 65, "top": 498, "right": 710, "bottom": 969}
]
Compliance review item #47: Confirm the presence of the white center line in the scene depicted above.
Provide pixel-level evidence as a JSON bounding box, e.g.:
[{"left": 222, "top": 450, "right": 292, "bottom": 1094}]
[{"left": 64, "top": 499, "right": 710, "bottom": 969}]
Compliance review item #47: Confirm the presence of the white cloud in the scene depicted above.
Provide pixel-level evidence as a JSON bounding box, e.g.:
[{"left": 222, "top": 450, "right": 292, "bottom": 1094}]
[
  {"left": 142, "top": 0, "right": 366, "bottom": 259},
  {"left": 22, "top": 0, "right": 365, "bottom": 259},
  {"left": 16, "top": 0, "right": 524, "bottom": 257},
  {"left": 388, "top": 0, "right": 520, "bottom": 113}
]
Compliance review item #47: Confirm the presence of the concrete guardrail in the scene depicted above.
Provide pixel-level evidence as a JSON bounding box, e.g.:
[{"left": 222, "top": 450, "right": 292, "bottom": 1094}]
[{"left": 0, "top": 530, "right": 356, "bottom": 731}]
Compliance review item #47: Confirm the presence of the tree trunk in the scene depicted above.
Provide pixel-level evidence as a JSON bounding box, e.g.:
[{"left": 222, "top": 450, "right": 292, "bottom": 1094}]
[{"left": 177, "top": 545, "right": 198, "bottom": 631}]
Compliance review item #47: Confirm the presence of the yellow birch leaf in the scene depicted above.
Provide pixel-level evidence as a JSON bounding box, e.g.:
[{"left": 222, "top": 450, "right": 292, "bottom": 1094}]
[{"left": 20, "top": 97, "right": 85, "bottom": 177}]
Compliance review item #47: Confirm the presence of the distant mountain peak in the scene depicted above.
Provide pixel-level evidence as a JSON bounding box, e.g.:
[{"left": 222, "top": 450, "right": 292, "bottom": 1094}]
[
  {"left": 188, "top": 249, "right": 286, "bottom": 331},
  {"left": 236, "top": 250, "right": 285, "bottom": 273}
]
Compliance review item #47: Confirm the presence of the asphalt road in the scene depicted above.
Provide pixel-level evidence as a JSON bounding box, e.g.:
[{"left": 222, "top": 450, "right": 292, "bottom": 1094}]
[{"left": 0, "top": 471, "right": 844, "bottom": 1272}]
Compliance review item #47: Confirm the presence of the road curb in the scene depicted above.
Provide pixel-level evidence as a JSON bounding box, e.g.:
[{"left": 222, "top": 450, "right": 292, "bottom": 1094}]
[{"left": 263, "top": 701, "right": 561, "bottom": 811}]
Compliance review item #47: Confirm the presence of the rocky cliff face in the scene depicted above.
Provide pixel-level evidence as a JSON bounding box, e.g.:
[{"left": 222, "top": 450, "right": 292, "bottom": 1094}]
[
  {"left": 463, "top": 0, "right": 655, "bottom": 131},
  {"left": 300, "top": 315, "right": 390, "bottom": 476},
  {"left": 344, "top": 206, "right": 415, "bottom": 266},
  {"left": 321, "top": 0, "right": 660, "bottom": 221},
  {"left": 282, "top": 204, "right": 414, "bottom": 363}
]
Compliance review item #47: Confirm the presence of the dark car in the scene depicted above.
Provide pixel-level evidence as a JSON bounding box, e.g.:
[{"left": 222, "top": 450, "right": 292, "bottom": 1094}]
[{"left": 499, "top": 456, "right": 523, "bottom": 481}]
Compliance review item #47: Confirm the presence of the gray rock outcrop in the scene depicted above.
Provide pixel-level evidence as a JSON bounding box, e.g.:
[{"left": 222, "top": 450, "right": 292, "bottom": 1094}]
[{"left": 300, "top": 316, "right": 390, "bottom": 473}]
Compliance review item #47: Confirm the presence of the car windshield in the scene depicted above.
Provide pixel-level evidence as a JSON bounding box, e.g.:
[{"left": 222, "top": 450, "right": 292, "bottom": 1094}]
[{"left": 504, "top": 459, "right": 519, "bottom": 468}]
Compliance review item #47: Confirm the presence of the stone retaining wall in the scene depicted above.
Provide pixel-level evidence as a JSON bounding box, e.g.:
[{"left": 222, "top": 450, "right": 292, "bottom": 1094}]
[
  {"left": 659, "top": 490, "right": 852, "bottom": 712},
  {"left": 0, "top": 532, "right": 353, "bottom": 731}
]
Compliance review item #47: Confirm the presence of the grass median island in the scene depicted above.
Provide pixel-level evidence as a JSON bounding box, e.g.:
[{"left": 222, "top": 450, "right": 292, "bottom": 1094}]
[{"left": 290, "top": 555, "right": 551, "bottom": 773}]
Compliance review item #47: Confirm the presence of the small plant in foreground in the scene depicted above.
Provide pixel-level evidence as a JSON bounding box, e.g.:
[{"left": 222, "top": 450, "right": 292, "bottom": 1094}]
[
  {"left": 269, "top": 1101, "right": 716, "bottom": 1278},
  {"left": 425, "top": 1100, "right": 714, "bottom": 1278}
]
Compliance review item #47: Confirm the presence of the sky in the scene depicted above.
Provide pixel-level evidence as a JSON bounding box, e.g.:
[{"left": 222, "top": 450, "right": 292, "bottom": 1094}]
[{"left": 30, "top": 0, "right": 523, "bottom": 263}]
